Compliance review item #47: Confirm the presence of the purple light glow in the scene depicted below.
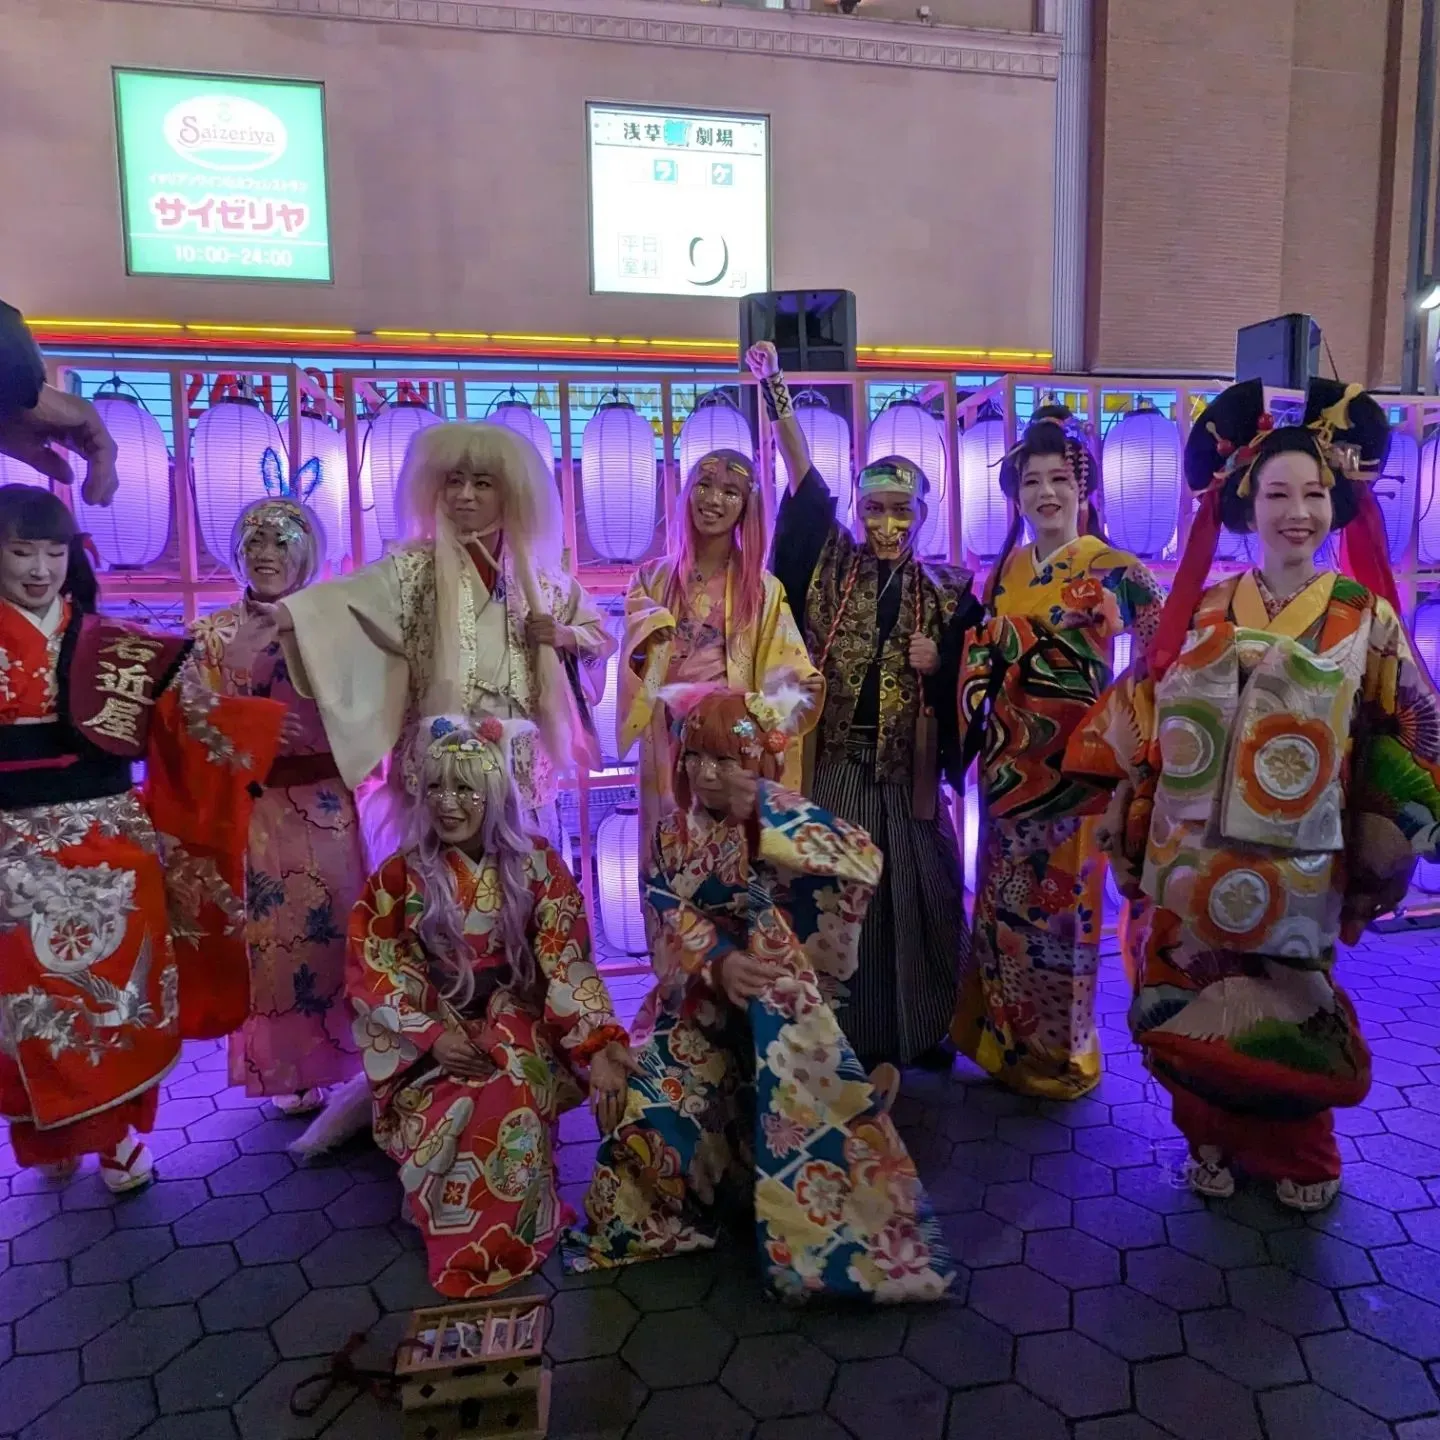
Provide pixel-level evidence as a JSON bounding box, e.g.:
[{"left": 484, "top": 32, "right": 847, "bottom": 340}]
[
  {"left": 1413, "top": 600, "right": 1440, "bottom": 894},
  {"left": 367, "top": 402, "right": 441, "bottom": 545},
  {"left": 1377, "top": 429, "right": 1419, "bottom": 561},
  {"left": 677, "top": 392, "right": 754, "bottom": 483},
  {"left": 794, "top": 398, "right": 852, "bottom": 514},
  {"left": 295, "top": 413, "right": 348, "bottom": 567},
  {"left": 960, "top": 414, "right": 1009, "bottom": 561},
  {"left": 1421, "top": 435, "right": 1440, "bottom": 567},
  {"left": 492, "top": 399, "right": 557, "bottom": 474},
  {"left": 868, "top": 399, "right": 947, "bottom": 556},
  {"left": 596, "top": 807, "right": 648, "bottom": 954},
  {"left": 581, "top": 401, "right": 656, "bottom": 563},
  {"left": 77, "top": 395, "right": 171, "bottom": 569},
  {"left": 1101, "top": 406, "right": 1181, "bottom": 560},
  {"left": 190, "top": 397, "right": 286, "bottom": 565},
  {"left": 0, "top": 452, "right": 47, "bottom": 488}
]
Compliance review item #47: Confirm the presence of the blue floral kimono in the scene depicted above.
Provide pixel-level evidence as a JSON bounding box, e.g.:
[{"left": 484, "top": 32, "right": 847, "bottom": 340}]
[{"left": 567, "top": 783, "right": 954, "bottom": 1304}]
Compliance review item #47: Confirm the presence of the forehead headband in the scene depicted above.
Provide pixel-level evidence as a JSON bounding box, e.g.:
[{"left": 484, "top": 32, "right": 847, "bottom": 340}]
[
  {"left": 425, "top": 715, "right": 505, "bottom": 772},
  {"left": 241, "top": 500, "right": 309, "bottom": 548},
  {"left": 697, "top": 454, "right": 753, "bottom": 483},
  {"left": 856, "top": 459, "right": 921, "bottom": 498}
]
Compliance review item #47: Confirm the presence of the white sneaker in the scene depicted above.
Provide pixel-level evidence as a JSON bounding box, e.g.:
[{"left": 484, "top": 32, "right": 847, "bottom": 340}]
[
  {"left": 1185, "top": 1145, "right": 1235, "bottom": 1198},
  {"left": 1275, "top": 1176, "right": 1340, "bottom": 1212},
  {"left": 99, "top": 1133, "right": 155, "bottom": 1195}
]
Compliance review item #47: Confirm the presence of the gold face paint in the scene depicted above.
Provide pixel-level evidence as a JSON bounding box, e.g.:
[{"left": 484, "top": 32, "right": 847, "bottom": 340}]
[{"left": 864, "top": 513, "right": 913, "bottom": 558}]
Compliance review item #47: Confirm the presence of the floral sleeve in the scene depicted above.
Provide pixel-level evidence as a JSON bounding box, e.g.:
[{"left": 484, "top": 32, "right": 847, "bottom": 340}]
[
  {"left": 528, "top": 845, "right": 627, "bottom": 1062},
  {"left": 1115, "top": 560, "right": 1166, "bottom": 654},
  {"left": 345, "top": 855, "right": 447, "bottom": 1086},
  {"left": 644, "top": 817, "right": 743, "bottom": 993}
]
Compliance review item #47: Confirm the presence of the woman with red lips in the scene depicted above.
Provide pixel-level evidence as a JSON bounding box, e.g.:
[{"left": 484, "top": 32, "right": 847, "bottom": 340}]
[
  {"left": 1065, "top": 377, "right": 1440, "bottom": 1212},
  {"left": 953, "top": 407, "right": 1165, "bottom": 1101}
]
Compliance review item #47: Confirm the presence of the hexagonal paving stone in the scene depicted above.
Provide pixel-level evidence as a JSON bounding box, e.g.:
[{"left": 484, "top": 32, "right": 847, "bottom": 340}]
[
  {"left": 703, "top": 1269, "right": 799, "bottom": 1340},
  {"left": 1309, "top": 1194, "right": 1409, "bottom": 1248},
  {"left": 1114, "top": 1166, "right": 1203, "bottom": 1216},
  {"left": 936, "top": 1210, "right": 1022, "bottom": 1269},
  {"left": 904, "top": 1305, "right": 1011, "bottom": 1388},
  {"left": 16, "top": 1281, "right": 131, "bottom": 1352},
  {"left": 615, "top": 1251, "right": 717, "bottom": 1311},
  {"left": 622, "top": 1307, "right": 733, "bottom": 1389},
  {"left": 1073, "top": 1124, "right": 1153, "bottom": 1168},
  {"left": 230, "top": 1355, "right": 355, "bottom": 1439},
  {"left": 263, "top": 1167, "right": 353, "bottom": 1213},
  {"left": 1180, "top": 1306, "right": 1305, "bottom": 1389},
  {"left": 1258, "top": 1383, "right": 1392, "bottom": 1440},
  {"left": 0, "top": 1262, "right": 69, "bottom": 1323},
  {"left": 1301, "top": 1328, "right": 1440, "bottom": 1421},
  {"left": 984, "top": 1180, "right": 1072, "bottom": 1231},
  {"left": 12, "top": 1207, "right": 114, "bottom": 1263},
  {"left": 205, "top": 1153, "right": 295, "bottom": 1198},
  {"left": 272, "top": 1286, "right": 380, "bottom": 1360},
  {"left": 1341, "top": 1162, "right": 1434, "bottom": 1212},
  {"left": 1401, "top": 1206, "right": 1440, "bottom": 1252},
  {"left": 1134, "top": 1355, "right": 1261, "bottom": 1440},
  {"left": 172, "top": 1195, "right": 270, "bottom": 1246},
  {"left": 753, "top": 1419, "right": 850, "bottom": 1440},
  {"left": 719, "top": 1333, "right": 833, "bottom": 1417},
  {"left": 184, "top": 1107, "right": 266, "bottom": 1144},
  {"left": 967, "top": 1264, "right": 1070, "bottom": 1334},
  {"left": 198, "top": 1262, "right": 309, "bottom": 1332},
  {"left": 235, "top": 1117, "right": 308, "bottom": 1155},
  {"left": 322, "top": 1180, "right": 402, "bottom": 1230},
  {"left": 0, "top": 1193, "right": 60, "bottom": 1242},
  {"left": 827, "top": 1356, "right": 949, "bottom": 1440},
  {"left": 944, "top": 1381, "right": 1067, "bottom": 1440},
  {"left": 546, "top": 1356, "right": 649, "bottom": 1440},
  {"left": 1375, "top": 1244, "right": 1440, "bottom": 1305},
  {"left": 1073, "top": 1420, "right": 1176, "bottom": 1440},
  {"left": 18, "top": 1378, "right": 156, "bottom": 1440},
  {"left": 1031, "top": 1152, "right": 1114, "bottom": 1199},
  {"left": 234, "top": 1210, "right": 332, "bottom": 1266},
  {"left": 1016, "top": 1330, "right": 1131, "bottom": 1418},
  {"left": 111, "top": 1180, "right": 210, "bottom": 1230},
  {"left": 1341, "top": 1284, "right": 1440, "bottom": 1360},
  {"left": 1073, "top": 1196, "right": 1166, "bottom": 1250},
  {"left": 153, "top": 1142, "right": 239, "bottom": 1181},
  {"left": 797, "top": 1307, "right": 903, "bottom": 1361},
  {"left": 0, "top": 1350, "right": 80, "bottom": 1433},
  {"left": 1227, "top": 1263, "right": 1345, "bottom": 1335},
  {"left": 1164, "top": 1210, "right": 1267, "bottom": 1269},
  {"left": 1073, "top": 1285, "right": 1183, "bottom": 1361},
  {"left": 949, "top": 1140, "right": 1030, "bottom": 1184},
  {"left": 994, "top": 1116, "right": 1072, "bottom": 1154},
  {"left": 627, "top": 1383, "right": 753, "bottom": 1440},
  {"left": 300, "top": 1227, "right": 401, "bottom": 1287},
  {"left": 83, "top": 1305, "right": 201, "bottom": 1383},
  {"left": 156, "top": 1329, "right": 277, "bottom": 1413},
  {"left": 545, "top": 1286, "right": 640, "bottom": 1363},
  {"left": 133, "top": 1243, "right": 237, "bottom": 1306},
  {"left": 1267, "top": 1226, "right": 1378, "bottom": 1288},
  {"left": 1125, "top": 1245, "right": 1225, "bottom": 1311},
  {"left": 71, "top": 1225, "right": 175, "bottom": 1285},
  {"left": 1024, "top": 1228, "right": 1120, "bottom": 1289},
  {"left": 923, "top": 1167, "right": 986, "bottom": 1214}
]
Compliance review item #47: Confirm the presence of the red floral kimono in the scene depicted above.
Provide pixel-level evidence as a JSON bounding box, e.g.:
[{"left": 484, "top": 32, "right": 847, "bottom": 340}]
[
  {"left": 347, "top": 842, "right": 627, "bottom": 1296},
  {"left": 0, "top": 599, "right": 282, "bottom": 1166}
]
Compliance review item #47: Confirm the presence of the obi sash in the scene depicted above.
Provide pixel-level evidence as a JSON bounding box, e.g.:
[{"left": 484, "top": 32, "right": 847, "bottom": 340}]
[{"left": 1144, "top": 586, "right": 1368, "bottom": 963}]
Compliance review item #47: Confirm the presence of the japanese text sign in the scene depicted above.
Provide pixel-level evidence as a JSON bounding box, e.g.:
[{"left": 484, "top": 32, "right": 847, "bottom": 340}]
[
  {"left": 114, "top": 69, "right": 332, "bottom": 282},
  {"left": 587, "top": 104, "right": 769, "bottom": 299}
]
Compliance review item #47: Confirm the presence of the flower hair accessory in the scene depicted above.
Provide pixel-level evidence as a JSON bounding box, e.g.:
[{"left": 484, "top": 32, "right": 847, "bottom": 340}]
[
  {"left": 240, "top": 499, "right": 309, "bottom": 547},
  {"left": 1211, "top": 412, "right": 1277, "bottom": 499},
  {"left": 422, "top": 714, "right": 533, "bottom": 772}
]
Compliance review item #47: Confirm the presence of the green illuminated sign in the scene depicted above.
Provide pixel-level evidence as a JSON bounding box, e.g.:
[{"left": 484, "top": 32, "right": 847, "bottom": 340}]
[{"left": 114, "top": 69, "right": 332, "bottom": 283}]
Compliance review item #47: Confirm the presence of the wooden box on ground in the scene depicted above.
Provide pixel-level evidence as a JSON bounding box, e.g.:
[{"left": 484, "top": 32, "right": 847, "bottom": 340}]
[{"left": 396, "top": 1297, "right": 550, "bottom": 1440}]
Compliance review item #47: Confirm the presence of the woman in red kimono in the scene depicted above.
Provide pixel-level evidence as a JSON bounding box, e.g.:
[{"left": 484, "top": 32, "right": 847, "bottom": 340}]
[
  {"left": 347, "top": 715, "right": 635, "bottom": 1295},
  {"left": 0, "top": 485, "right": 282, "bottom": 1192}
]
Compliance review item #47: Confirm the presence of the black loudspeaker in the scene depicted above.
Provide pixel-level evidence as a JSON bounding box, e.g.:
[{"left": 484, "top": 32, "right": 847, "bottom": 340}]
[
  {"left": 740, "top": 289, "right": 857, "bottom": 372},
  {"left": 1235, "top": 314, "right": 1322, "bottom": 389}
]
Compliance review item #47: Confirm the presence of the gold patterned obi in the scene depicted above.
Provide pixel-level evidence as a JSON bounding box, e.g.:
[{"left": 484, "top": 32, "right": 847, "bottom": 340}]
[{"left": 1143, "top": 616, "right": 1369, "bottom": 962}]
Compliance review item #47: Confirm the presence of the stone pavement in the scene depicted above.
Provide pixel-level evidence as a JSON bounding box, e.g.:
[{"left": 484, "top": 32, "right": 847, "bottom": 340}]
[{"left": 3, "top": 938, "right": 1440, "bottom": 1440}]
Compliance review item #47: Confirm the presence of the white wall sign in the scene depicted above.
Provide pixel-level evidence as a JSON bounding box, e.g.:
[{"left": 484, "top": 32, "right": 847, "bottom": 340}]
[{"left": 587, "top": 104, "right": 769, "bottom": 299}]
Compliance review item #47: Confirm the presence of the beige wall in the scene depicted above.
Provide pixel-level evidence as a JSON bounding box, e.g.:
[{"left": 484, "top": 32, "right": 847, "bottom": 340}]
[
  {"left": 0, "top": 0, "right": 1058, "bottom": 355},
  {"left": 1090, "top": 0, "right": 1421, "bottom": 385}
]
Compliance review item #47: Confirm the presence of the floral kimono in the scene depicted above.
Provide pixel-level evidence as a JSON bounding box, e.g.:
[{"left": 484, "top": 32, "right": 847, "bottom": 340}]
[
  {"left": 283, "top": 542, "right": 614, "bottom": 851},
  {"left": 569, "top": 783, "right": 954, "bottom": 1304},
  {"left": 190, "top": 599, "right": 366, "bottom": 1098},
  {"left": 347, "top": 841, "right": 627, "bottom": 1296},
  {"left": 953, "top": 535, "right": 1165, "bottom": 1100},
  {"left": 621, "top": 560, "right": 820, "bottom": 861},
  {"left": 1064, "top": 570, "right": 1440, "bottom": 1182},
  {"left": 0, "top": 599, "right": 281, "bottom": 1165}
]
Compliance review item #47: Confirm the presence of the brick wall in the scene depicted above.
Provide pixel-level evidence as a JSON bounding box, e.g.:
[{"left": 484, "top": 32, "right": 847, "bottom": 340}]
[{"left": 1091, "top": 0, "right": 1427, "bottom": 385}]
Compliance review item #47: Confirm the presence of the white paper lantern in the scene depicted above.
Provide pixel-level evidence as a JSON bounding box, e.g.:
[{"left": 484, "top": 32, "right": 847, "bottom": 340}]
[
  {"left": 190, "top": 397, "right": 287, "bottom": 565},
  {"left": 581, "top": 400, "right": 656, "bottom": 563},
  {"left": 293, "top": 413, "right": 349, "bottom": 567},
  {"left": 868, "top": 399, "right": 948, "bottom": 557},
  {"left": 960, "top": 414, "right": 1010, "bottom": 561},
  {"left": 963, "top": 779, "right": 981, "bottom": 894},
  {"left": 1412, "top": 600, "right": 1440, "bottom": 893},
  {"left": 76, "top": 394, "right": 171, "bottom": 568},
  {"left": 0, "top": 453, "right": 48, "bottom": 488},
  {"left": 366, "top": 402, "right": 441, "bottom": 545},
  {"left": 591, "top": 609, "right": 638, "bottom": 768},
  {"left": 492, "top": 398, "right": 556, "bottom": 475},
  {"left": 596, "top": 807, "right": 648, "bottom": 953},
  {"left": 1420, "top": 435, "right": 1440, "bottom": 567},
  {"left": 794, "top": 397, "right": 852, "bottom": 514},
  {"left": 1376, "top": 429, "right": 1419, "bottom": 561},
  {"left": 677, "top": 391, "right": 754, "bottom": 482},
  {"left": 1102, "top": 405, "right": 1182, "bottom": 560}
]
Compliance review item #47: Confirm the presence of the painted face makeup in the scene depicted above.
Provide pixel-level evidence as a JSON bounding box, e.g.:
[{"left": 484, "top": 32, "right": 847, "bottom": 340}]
[{"left": 0, "top": 538, "right": 68, "bottom": 614}]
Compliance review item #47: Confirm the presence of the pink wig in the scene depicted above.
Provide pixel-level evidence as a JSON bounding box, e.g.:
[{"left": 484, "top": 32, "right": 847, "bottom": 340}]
[{"left": 663, "top": 448, "right": 767, "bottom": 635}]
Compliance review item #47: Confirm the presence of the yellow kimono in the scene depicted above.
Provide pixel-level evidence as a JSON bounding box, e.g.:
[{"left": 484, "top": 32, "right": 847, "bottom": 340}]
[{"left": 620, "top": 560, "right": 821, "bottom": 860}]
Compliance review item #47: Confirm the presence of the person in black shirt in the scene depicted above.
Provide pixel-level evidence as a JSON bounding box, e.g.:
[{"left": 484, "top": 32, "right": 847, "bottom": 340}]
[{"left": 751, "top": 341, "right": 981, "bottom": 1070}]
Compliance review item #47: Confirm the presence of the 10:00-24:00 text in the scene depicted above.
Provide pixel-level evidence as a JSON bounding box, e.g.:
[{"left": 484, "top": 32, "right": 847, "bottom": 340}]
[{"left": 173, "top": 244, "right": 295, "bottom": 267}]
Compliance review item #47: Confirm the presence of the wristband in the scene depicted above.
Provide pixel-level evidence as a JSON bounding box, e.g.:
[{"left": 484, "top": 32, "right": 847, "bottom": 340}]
[{"left": 759, "top": 372, "right": 794, "bottom": 422}]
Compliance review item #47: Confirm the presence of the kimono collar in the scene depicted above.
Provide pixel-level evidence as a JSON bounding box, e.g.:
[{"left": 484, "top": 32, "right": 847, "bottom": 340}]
[
  {"left": 1234, "top": 570, "right": 1335, "bottom": 638},
  {"left": 2, "top": 594, "right": 63, "bottom": 638}
]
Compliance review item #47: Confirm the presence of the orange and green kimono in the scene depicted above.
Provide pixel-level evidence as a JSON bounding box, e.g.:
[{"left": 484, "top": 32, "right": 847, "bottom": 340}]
[
  {"left": 620, "top": 559, "right": 820, "bottom": 861},
  {"left": 1064, "top": 570, "right": 1440, "bottom": 1182},
  {"left": 0, "top": 598, "right": 282, "bottom": 1167},
  {"left": 953, "top": 535, "right": 1164, "bottom": 1100}
]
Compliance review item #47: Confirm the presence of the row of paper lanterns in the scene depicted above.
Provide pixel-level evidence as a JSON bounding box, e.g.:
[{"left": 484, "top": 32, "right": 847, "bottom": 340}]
[{"left": 3, "top": 388, "right": 1435, "bottom": 571}]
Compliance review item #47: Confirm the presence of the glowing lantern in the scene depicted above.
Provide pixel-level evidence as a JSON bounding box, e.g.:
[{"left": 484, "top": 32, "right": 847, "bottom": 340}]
[
  {"left": 190, "top": 397, "right": 287, "bottom": 565},
  {"left": 794, "top": 393, "right": 853, "bottom": 513},
  {"left": 581, "top": 399, "right": 656, "bottom": 563},
  {"left": 366, "top": 401, "right": 441, "bottom": 545},
  {"left": 591, "top": 609, "right": 638, "bottom": 768},
  {"left": 596, "top": 807, "right": 647, "bottom": 953},
  {"left": 868, "top": 398, "right": 948, "bottom": 556},
  {"left": 0, "top": 452, "right": 47, "bottom": 487},
  {"left": 1412, "top": 601, "right": 1440, "bottom": 893},
  {"left": 1420, "top": 435, "right": 1440, "bottom": 567},
  {"left": 677, "top": 389, "right": 754, "bottom": 482},
  {"left": 1376, "top": 428, "right": 1419, "bottom": 561},
  {"left": 1102, "top": 403, "right": 1182, "bottom": 559},
  {"left": 963, "top": 780, "right": 980, "bottom": 894},
  {"left": 492, "top": 396, "right": 557, "bottom": 476},
  {"left": 293, "top": 413, "right": 348, "bottom": 568},
  {"left": 77, "top": 393, "right": 170, "bottom": 568},
  {"left": 960, "top": 411, "right": 1010, "bottom": 561}
]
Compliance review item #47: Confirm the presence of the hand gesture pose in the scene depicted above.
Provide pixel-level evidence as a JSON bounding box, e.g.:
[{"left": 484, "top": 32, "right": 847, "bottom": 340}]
[{"left": 588, "top": 1041, "right": 642, "bottom": 1134}]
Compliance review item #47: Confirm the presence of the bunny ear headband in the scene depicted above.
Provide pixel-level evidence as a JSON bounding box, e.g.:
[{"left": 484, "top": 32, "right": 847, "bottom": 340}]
[
  {"left": 422, "top": 714, "right": 536, "bottom": 771},
  {"left": 658, "top": 679, "right": 810, "bottom": 761}
]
